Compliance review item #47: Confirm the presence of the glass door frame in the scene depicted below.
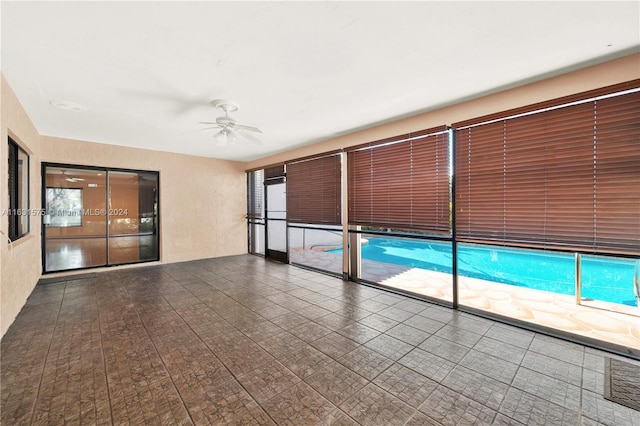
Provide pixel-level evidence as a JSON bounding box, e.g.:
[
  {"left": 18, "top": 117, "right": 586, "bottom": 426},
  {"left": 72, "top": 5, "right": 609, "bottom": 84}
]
[
  {"left": 41, "top": 162, "right": 160, "bottom": 273},
  {"left": 264, "top": 177, "right": 288, "bottom": 263}
]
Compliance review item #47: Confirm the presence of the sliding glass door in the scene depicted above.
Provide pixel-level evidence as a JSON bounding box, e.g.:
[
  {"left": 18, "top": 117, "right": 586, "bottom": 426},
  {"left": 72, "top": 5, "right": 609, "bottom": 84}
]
[
  {"left": 44, "top": 166, "right": 108, "bottom": 270},
  {"left": 43, "top": 164, "right": 159, "bottom": 273},
  {"left": 265, "top": 182, "right": 288, "bottom": 263}
]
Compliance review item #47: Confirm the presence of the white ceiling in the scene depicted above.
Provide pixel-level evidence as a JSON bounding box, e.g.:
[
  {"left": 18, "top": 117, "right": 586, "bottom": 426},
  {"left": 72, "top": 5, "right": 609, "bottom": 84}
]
[{"left": 2, "top": 1, "right": 639, "bottom": 162}]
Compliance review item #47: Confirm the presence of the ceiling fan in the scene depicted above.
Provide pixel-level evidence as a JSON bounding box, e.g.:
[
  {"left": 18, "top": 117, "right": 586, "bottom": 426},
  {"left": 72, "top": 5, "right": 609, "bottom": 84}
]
[{"left": 197, "top": 99, "right": 262, "bottom": 146}]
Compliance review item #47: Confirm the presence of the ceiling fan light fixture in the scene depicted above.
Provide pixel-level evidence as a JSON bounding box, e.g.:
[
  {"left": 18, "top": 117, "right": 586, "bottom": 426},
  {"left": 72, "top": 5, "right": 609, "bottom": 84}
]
[
  {"left": 228, "top": 130, "right": 238, "bottom": 145},
  {"left": 214, "top": 128, "right": 239, "bottom": 146},
  {"left": 215, "top": 131, "right": 227, "bottom": 146}
]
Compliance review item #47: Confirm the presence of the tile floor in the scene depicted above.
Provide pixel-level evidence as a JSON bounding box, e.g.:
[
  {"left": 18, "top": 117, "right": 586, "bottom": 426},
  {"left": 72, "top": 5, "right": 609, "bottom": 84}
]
[{"left": 1, "top": 254, "right": 639, "bottom": 425}]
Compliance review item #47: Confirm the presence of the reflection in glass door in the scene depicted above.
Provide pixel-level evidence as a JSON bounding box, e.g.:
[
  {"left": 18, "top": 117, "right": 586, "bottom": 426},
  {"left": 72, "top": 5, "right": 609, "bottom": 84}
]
[
  {"left": 265, "top": 182, "right": 288, "bottom": 263},
  {"left": 108, "top": 171, "right": 159, "bottom": 264},
  {"left": 43, "top": 164, "right": 159, "bottom": 273},
  {"left": 44, "top": 167, "right": 108, "bottom": 271}
]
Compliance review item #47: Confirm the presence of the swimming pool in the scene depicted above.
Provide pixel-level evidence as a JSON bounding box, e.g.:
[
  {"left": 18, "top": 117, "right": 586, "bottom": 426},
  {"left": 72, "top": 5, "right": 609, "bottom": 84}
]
[{"left": 332, "top": 237, "right": 639, "bottom": 307}]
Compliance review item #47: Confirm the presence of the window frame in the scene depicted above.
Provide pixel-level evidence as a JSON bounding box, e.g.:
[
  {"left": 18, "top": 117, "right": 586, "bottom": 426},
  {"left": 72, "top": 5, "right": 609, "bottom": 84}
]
[{"left": 8, "top": 137, "right": 30, "bottom": 242}]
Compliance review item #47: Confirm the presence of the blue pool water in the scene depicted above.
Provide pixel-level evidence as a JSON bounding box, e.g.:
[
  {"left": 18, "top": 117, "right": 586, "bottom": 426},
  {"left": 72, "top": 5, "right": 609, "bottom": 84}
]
[{"left": 331, "top": 238, "right": 639, "bottom": 307}]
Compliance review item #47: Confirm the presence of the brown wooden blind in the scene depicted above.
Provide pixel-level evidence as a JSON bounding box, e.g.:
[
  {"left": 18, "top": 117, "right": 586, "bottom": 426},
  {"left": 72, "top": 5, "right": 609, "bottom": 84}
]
[
  {"left": 594, "top": 92, "right": 640, "bottom": 252},
  {"left": 347, "top": 127, "right": 450, "bottom": 232},
  {"left": 246, "top": 169, "right": 264, "bottom": 219},
  {"left": 286, "top": 153, "right": 341, "bottom": 225},
  {"left": 455, "top": 87, "right": 640, "bottom": 254},
  {"left": 264, "top": 164, "right": 284, "bottom": 179}
]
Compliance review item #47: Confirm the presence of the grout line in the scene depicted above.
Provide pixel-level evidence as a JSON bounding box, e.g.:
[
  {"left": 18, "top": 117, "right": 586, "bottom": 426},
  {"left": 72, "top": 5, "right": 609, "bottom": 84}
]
[
  {"left": 94, "top": 276, "right": 115, "bottom": 426},
  {"left": 27, "top": 280, "right": 67, "bottom": 425}
]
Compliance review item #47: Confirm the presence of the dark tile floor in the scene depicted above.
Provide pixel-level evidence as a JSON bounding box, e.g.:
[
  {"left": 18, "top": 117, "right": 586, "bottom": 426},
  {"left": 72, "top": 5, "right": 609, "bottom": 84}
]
[{"left": 1, "top": 254, "right": 639, "bottom": 425}]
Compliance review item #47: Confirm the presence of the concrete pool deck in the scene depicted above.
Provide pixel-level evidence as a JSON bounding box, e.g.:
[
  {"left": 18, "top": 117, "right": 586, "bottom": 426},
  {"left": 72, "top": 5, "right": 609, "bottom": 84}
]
[{"left": 290, "top": 247, "right": 640, "bottom": 353}]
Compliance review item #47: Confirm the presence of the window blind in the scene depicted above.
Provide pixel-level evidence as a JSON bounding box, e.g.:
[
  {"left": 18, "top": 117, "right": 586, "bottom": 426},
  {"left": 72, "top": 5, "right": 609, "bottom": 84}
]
[
  {"left": 264, "top": 164, "right": 285, "bottom": 184},
  {"left": 246, "top": 169, "right": 264, "bottom": 219},
  {"left": 347, "top": 127, "right": 450, "bottom": 232},
  {"left": 454, "top": 82, "right": 640, "bottom": 254},
  {"left": 286, "top": 152, "right": 341, "bottom": 225},
  {"left": 8, "top": 141, "right": 17, "bottom": 239}
]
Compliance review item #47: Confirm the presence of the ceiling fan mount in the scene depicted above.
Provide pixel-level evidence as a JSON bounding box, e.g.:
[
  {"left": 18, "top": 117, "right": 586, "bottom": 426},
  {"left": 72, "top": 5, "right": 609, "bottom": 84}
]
[{"left": 211, "top": 99, "right": 239, "bottom": 113}]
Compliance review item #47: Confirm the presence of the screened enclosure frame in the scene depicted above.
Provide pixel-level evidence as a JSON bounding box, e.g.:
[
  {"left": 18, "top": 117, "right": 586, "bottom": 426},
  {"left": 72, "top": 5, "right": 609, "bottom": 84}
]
[
  {"left": 247, "top": 79, "right": 640, "bottom": 259},
  {"left": 246, "top": 79, "right": 640, "bottom": 357}
]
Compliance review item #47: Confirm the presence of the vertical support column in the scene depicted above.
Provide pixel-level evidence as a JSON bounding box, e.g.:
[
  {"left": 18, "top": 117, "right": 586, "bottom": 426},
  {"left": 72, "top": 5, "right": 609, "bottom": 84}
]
[
  {"left": 246, "top": 173, "right": 251, "bottom": 254},
  {"left": 634, "top": 259, "right": 640, "bottom": 309},
  {"left": 263, "top": 179, "right": 269, "bottom": 256},
  {"left": 106, "top": 170, "right": 110, "bottom": 266},
  {"left": 341, "top": 152, "right": 350, "bottom": 281},
  {"left": 575, "top": 253, "right": 582, "bottom": 305},
  {"left": 450, "top": 127, "right": 459, "bottom": 309},
  {"left": 350, "top": 231, "right": 361, "bottom": 281}
]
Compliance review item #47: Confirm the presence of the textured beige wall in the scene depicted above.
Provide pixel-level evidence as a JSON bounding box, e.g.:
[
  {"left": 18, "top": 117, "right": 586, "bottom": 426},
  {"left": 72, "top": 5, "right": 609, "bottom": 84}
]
[
  {"left": 247, "top": 53, "right": 640, "bottom": 170},
  {"left": 39, "top": 136, "right": 248, "bottom": 264},
  {"left": 1, "top": 75, "right": 43, "bottom": 337}
]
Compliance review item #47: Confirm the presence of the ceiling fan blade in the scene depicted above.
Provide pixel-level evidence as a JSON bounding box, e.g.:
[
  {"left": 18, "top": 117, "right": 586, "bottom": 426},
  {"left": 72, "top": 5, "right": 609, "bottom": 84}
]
[
  {"left": 117, "top": 88, "right": 213, "bottom": 115},
  {"left": 237, "top": 130, "right": 263, "bottom": 145},
  {"left": 234, "top": 124, "right": 262, "bottom": 133},
  {"left": 182, "top": 125, "right": 221, "bottom": 134},
  {"left": 198, "top": 121, "right": 218, "bottom": 125}
]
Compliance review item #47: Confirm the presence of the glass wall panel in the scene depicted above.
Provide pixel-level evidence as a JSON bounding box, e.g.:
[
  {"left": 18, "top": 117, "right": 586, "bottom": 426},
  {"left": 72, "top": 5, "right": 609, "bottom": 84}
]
[
  {"left": 266, "top": 182, "right": 287, "bottom": 261},
  {"left": 44, "top": 166, "right": 108, "bottom": 271},
  {"left": 108, "top": 171, "right": 159, "bottom": 265},
  {"left": 289, "top": 226, "right": 342, "bottom": 275},
  {"left": 137, "top": 172, "right": 160, "bottom": 261},
  {"left": 456, "top": 243, "right": 640, "bottom": 345},
  {"left": 457, "top": 243, "right": 576, "bottom": 312},
  {"left": 249, "top": 222, "right": 265, "bottom": 255},
  {"left": 580, "top": 254, "right": 639, "bottom": 314},
  {"left": 350, "top": 233, "right": 453, "bottom": 302},
  {"left": 267, "top": 220, "right": 287, "bottom": 252}
]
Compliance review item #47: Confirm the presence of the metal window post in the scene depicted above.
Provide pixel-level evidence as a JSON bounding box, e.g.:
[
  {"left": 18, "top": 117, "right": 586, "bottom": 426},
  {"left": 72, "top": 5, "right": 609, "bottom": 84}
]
[{"left": 575, "top": 253, "right": 582, "bottom": 305}]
